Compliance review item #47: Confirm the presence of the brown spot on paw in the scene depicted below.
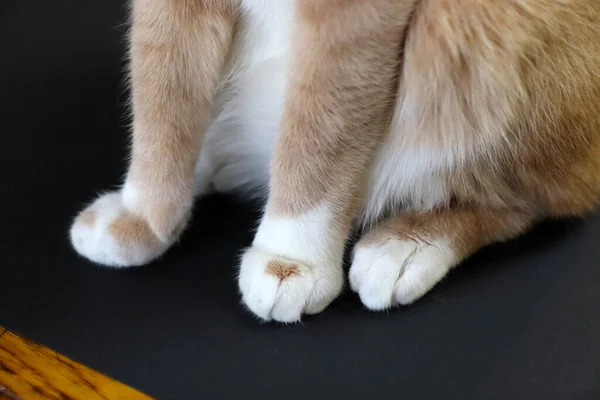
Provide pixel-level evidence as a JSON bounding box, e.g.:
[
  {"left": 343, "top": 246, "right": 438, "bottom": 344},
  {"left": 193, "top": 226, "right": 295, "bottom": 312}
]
[
  {"left": 78, "top": 209, "right": 96, "bottom": 227},
  {"left": 108, "top": 214, "right": 161, "bottom": 249},
  {"left": 266, "top": 261, "right": 300, "bottom": 281}
]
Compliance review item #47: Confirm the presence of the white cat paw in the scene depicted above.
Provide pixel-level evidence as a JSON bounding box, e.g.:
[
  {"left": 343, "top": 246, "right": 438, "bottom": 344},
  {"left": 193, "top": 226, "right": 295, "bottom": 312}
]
[
  {"left": 238, "top": 246, "right": 344, "bottom": 323},
  {"left": 349, "top": 238, "right": 456, "bottom": 310},
  {"left": 70, "top": 192, "right": 171, "bottom": 267}
]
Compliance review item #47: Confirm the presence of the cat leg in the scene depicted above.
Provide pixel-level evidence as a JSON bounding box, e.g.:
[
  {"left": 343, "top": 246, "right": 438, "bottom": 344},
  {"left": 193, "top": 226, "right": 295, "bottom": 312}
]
[
  {"left": 70, "top": 0, "right": 237, "bottom": 267},
  {"left": 238, "top": 1, "right": 417, "bottom": 322},
  {"left": 350, "top": 208, "right": 535, "bottom": 310}
]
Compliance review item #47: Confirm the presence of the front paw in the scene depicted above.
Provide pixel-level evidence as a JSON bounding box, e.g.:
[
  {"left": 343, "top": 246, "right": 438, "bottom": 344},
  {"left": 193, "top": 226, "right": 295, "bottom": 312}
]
[
  {"left": 349, "top": 237, "right": 455, "bottom": 310},
  {"left": 69, "top": 192, "right": 177, "bottom": 267},
  {"left": 238, "top": 246, "right": 343, "bottom": 323}
]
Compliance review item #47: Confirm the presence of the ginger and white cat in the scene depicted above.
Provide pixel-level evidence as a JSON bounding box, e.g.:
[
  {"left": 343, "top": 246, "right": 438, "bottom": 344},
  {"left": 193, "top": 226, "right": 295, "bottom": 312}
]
[{"left": 70, "top": 0, "right": 600, "bottom": 322}]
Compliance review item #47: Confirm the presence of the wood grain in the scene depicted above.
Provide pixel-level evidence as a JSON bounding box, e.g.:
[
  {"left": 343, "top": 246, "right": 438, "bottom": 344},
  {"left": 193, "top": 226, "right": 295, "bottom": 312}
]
[{"left": 0, "top": 328, "right": 153, "bottom": 400}]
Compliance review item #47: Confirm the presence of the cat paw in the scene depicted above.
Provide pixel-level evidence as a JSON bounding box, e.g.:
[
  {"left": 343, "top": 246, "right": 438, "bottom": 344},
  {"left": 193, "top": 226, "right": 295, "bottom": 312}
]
[
  {"left": 349, "top": 237, "right": 456, "bottom": 310},
  {"left": 69, "top": 192, "right": 172, "bottom": 267},
  {"left": 238, "top": 246, "right": 344, "bottom": 323}
]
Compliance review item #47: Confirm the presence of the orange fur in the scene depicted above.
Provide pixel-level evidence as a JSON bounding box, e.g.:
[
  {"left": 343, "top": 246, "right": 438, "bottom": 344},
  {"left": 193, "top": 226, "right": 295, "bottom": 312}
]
[
  {"left": 399, "top": 0, "right": 600, "bottom": 215},
  {"left": 71, "top": 0, "right": 600, "bottom": 319},
  {"left": 125, "top": 0, "right": 237, "bottom": 240},
  {"left": 108, "top": 214, "right": 162, "bottom": 256},
  {"left": 357, "top": 208, "right": 535, "bottom": 266},
  {"left": 270, "top": 1, "right": 416, "bottom": 219},
  {"left": 266, "top": 261, "right": 301, "bottom": 281},
  {"left": 77, "top": 209, "right": 96, "bottom": 227}
]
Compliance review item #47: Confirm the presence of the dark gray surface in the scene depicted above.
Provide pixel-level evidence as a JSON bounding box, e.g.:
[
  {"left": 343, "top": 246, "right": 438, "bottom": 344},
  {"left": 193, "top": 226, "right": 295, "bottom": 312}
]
[{"left": 2, "top": 1, "right": 600, "bottom": 399}]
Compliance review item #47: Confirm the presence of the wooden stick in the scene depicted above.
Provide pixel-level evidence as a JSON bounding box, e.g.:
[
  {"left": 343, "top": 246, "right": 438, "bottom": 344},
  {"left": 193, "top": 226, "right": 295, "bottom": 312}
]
[{"left": 0, "top": 327, "right": 152, "bottom": 400}]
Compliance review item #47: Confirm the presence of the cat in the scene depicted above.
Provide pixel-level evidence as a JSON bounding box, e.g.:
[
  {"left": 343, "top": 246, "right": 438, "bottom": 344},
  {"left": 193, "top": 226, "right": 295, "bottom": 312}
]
[{"left": 70, "top": 0, "right": 600, "bottom": 322}]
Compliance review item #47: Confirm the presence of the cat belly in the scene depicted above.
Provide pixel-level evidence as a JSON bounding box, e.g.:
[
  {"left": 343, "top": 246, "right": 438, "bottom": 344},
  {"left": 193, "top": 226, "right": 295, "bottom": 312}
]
[
  {"left": 199, "top": 56, "right": 287, "bottom": 198},
  {"left": 195, "top": 1, "right": 291, "bottom": 199}
]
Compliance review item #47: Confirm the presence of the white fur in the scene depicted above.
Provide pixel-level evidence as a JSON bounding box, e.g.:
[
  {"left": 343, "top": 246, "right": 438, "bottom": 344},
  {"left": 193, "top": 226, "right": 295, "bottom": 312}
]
[
  {"left": 200, "top": 3, "right": 461, "bottom": 320},
  {"left": 198, "top": 2, "right": 456, "bottom": 218},
  {"left": 72, "top": 1, "right": 463, "bottom": 320},
  {"left": 194, "top": 1, "right": 292, "bottom": 199},
  {"left": 252, "top": 204, "right": 345, "bottom": 266},
  {"left": 238, "top": 205, "right": 345, "bottom": 322},
  {"left": 349, "top": 237, "right": 457, "bottom": 310},
  {"left": 70, "top": 192, "right": 170, "bottom": 267},
  {"left": 193, "top": 152, "right": 216, "bottom": 198},
  {"left": 121, "top": 181, "right": 140, "bottom": 211}
]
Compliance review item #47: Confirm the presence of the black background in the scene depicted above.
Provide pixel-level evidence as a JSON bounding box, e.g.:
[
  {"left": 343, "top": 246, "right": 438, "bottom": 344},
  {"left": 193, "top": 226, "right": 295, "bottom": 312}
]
[{"left": 2, "top": 1, "right": 600, "bottom": 399}]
